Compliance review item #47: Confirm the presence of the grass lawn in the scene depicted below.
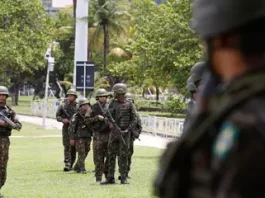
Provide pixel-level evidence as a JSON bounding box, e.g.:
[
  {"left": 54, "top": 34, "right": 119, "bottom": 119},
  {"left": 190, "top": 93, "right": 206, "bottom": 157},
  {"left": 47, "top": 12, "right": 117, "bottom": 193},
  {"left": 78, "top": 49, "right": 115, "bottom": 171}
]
[{"left": 2, "top": 123, "right": 163, "bottom": 198}]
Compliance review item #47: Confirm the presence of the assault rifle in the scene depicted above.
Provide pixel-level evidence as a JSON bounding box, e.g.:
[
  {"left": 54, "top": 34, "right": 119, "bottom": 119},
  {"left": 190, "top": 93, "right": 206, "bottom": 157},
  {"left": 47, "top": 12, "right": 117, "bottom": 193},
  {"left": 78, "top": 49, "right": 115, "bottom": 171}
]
[
  {"left": 0, "top": 112, "right": 20, "bottom": 131},
  {"left": 97, "top": 101, "right": 126, "bottom": 146},
  {"left": 61, "top": 108, "right": 71, "bottom": 120}
]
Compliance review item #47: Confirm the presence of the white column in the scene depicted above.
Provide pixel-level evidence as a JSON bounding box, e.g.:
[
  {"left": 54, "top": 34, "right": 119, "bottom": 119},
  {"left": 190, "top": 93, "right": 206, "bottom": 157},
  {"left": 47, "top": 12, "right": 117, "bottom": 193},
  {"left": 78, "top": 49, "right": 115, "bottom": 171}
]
[{"left": 73, "top": 0, "right": 89, "bottom": 89}]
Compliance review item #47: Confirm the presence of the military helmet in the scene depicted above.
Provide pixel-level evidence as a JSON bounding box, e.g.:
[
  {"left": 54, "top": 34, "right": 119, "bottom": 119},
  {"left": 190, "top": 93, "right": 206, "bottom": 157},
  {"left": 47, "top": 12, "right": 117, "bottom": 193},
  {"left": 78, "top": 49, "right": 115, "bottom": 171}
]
[
  {"left": 95, "top": 89, "right": 109, "bottom": 98},
  {"left": 186, "top": 76, "right": 197, "bottom": 92},
  {"left": 78, "top": 98, "right": 90, "bottom": 106},
  {"left": 112, "top": 83, "right": 127, "bottom": 94},
  {"left": 190, "top": 62, "right": 205, "bottom": 83},
  {"left": 125, "top": 93, "right": 133, "bottom": 100},
  {"left": 0, "top": 86, "right": 9, "bottom": 97},
  {"left": 66, "top": 89, "right": 77, "bottom": 97},
  {"left": 108, "top": 92, "right": 114, "bottom": 98},
  {"left": 191, "top": 0, "right": 265, "bottom": 38}
]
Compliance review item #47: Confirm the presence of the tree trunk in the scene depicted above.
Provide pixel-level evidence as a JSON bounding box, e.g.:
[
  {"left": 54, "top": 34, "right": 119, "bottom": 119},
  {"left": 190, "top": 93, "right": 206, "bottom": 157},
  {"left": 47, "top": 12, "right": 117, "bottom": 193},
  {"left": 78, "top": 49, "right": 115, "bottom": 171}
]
[
  {"left": 15, "top": 87, "right": 19, "bottom": 105},
  {"left": 142, "top": 88, "right": 145, "bottom": 98},
  {"left": 155, "top": 86, "right": 159, "bottom": 103},
  {"left": 103, "top": 23, "right": 107, "bottom": 76},
  {"left": 73, "top": 0, "right": 77, "bottom": 18}
]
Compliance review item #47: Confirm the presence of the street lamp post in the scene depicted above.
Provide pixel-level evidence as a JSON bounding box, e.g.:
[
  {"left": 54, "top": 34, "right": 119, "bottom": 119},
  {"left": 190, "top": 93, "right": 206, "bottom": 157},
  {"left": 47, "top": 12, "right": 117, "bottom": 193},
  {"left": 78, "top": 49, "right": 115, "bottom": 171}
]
[{"left": 42, "top": 56, "right": 54, "bottom": 128}]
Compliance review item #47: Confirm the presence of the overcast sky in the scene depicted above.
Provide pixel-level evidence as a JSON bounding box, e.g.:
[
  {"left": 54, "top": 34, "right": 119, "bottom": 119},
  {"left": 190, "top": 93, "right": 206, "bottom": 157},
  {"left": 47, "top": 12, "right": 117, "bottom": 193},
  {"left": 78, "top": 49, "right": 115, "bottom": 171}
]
[{"left": 52, "top": 0, "right": 73, "bottom": 8}]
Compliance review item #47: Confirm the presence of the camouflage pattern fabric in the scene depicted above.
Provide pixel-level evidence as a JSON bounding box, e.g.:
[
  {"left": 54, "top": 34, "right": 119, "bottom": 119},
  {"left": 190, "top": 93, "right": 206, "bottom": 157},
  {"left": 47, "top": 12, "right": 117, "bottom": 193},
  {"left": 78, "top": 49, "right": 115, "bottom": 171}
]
[
  {"left": 127, "top": 113, "right": 142, "bottom": 176},
  {"left": 85, "top": 102, "right": 110, "bottom": 180},
  {"left": 62, "top": 126, "right": 76, "bottom": 167},
  {"left": 107, "top": 100, "right": 137, "bottom": 179},
  {"left": 69, "top": 109, "right": 93, "bottom": 170},
  {"left": 69, "top": 110, "right": 93, "bottom": 139},
  {"left": 109, "top": 100, "right": 137, "bottom": 130},
  {"left": 56, "top": 101, "right": 78, "bottom": 167},
  {"left": 155, "top": 69, "right": 265, "bottom": 197},
  {"left": 0, "top": 105, "right": 22, "bottom": 190},
  {"left": 108, "top": 132, "right": 130, "bottom": 179},
  {"left": 93, "top": 132, "right": 109, "bottom": 180},
  {"left": 0, "top": 137, "right": 9, "bottom": 189},
  {"left": 74, "top": 138, "right": 91, "bottom": 170}
]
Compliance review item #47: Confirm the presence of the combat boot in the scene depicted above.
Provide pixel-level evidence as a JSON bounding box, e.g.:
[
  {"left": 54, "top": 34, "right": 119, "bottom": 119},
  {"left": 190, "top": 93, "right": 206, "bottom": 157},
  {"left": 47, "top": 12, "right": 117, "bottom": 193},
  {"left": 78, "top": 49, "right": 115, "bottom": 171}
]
[
  {"left": 120, "top": 177, "right": 129, "bottom": 185},
  {"left": 96, "top": 176, "right": 102, "bottom": 182},
  {"left": 63, "top": 163, "right": 71, "bottom": 172},
  {"left": 100, "top": 178, "right": 115, "bottom": 185}
]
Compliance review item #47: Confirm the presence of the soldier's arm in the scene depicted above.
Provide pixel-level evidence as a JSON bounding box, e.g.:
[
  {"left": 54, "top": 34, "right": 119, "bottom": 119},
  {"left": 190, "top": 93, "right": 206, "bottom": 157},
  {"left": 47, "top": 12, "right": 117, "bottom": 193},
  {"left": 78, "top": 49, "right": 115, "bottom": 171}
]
[
  {"left": 128, "top": 103, "right": 137, "bottom": 130},
  {"left": 85, "top": 106, "right": 98, "bottom": 124},
  {"left": 56, "top": 105, "right": 64, "bottom": 122},
  {"left": 68, "top": 115, "right": 77, "bottom": 140},
  {"left": 136, "top": 113, "right": 142, "bottom": 133},
  {"left": 10, "top": 110, "right": 22, "bottom": 130}
]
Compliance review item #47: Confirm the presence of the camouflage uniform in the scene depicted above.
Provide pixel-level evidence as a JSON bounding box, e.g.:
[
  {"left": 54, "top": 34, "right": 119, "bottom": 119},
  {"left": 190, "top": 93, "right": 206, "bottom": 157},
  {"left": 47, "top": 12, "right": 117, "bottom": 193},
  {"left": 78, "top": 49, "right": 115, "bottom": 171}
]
[
  {"left": 69, "top": 105, "right": 92, "bottom": 173},
  {"left": 101, "top": 84, "right": 137, "bottom": 185},
  {"left": 154, "top": 1, "right": 265, "bottom": 198},
  {"left": 107, "top": 99, "right": 136, "bottom": 183},
  {"left": 127, "top": 113, "right": 142, "bottom": 177},
  {"left": 56, "top": 93, "right": 78, "bottom": 171},
  {"left": 0, "top": 86, "right": 22, "bottom": 196},
  {"left": 85, "top": 101, "right": 110, "bottom": 181}
]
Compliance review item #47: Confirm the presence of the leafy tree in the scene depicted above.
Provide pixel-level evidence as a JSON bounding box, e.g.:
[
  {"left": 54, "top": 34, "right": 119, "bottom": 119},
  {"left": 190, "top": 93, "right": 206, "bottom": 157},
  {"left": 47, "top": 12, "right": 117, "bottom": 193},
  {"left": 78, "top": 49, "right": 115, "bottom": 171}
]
[
  {"left": 128, "top": 0, "right": 202, "bottom": 95},
  {"left": 0, "top": 0, "right": 53, "bottom": 105},
  {"left": 89, "top": 0, "right": 131, "bottom": 76},
  {"left": 53, "top": 6, "right": 75, "bottom": 81}
]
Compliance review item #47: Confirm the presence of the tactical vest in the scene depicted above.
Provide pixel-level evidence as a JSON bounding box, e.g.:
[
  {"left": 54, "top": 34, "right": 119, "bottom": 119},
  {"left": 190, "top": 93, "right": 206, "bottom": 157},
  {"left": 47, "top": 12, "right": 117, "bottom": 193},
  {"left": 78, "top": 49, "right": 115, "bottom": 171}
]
[
  {"left": 113, "top": 100, "right": 133, "bottom": 130},
  {"left": 0, "top": 106, "right": 13, "bottom": 137},
  {"left": 74, "top": 112, "right": 93, "bottom": 138},
  {"left": 63, "top": 102, "right": 78, "bottom": 118},
  {"left": 91, "top": 103, "right": 110, "bottom": 133}
]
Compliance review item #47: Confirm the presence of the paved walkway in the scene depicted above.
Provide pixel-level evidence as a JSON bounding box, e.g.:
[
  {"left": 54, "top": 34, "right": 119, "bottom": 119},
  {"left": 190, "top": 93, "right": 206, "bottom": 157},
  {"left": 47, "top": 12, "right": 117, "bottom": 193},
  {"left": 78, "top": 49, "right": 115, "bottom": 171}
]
[{"left": 17, "top": 115, "right": 174, "bottom": 149}]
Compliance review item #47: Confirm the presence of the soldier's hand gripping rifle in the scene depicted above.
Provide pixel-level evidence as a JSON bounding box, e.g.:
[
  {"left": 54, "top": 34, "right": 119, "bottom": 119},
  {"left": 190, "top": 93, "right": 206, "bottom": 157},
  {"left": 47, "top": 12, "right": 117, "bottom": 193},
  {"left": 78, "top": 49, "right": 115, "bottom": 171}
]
[
  {"left": 97, "top": 102, "right": 126, "bottom": 146},
  {"left": 0, "top": 112, "right": 20, "bottom": 131}
]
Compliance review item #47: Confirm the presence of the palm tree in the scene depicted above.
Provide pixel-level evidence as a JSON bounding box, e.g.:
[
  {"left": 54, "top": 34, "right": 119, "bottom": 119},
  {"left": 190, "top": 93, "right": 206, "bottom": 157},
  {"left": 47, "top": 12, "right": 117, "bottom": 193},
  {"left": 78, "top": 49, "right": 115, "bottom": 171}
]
[{"left": 90, "top": 0, "right": 130, "bottom": 76}]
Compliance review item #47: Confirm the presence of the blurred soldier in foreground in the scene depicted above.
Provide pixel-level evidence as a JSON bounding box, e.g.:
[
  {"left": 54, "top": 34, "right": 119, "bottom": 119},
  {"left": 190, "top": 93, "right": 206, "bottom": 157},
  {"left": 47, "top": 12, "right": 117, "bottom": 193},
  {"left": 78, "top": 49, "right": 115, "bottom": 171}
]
[
  {"left": 0, "top": 86, "right": 22, "bottom": 198},
  {"left": 183, "top": 62, "right": 205, "bottom": 131},
  {"left": 56, "top": 89, "right": 78, "bottom": 171},
  {"left": 101, "top": 83, "right": 136, "bottom": 185},
  {"left": 69, "top": 98, "right": 92, "bottom": 174},
  {"left": 85, "top": 89, "right": 110, "bottom": 182},
  {"left": 155, "top": 0, "right": 265, "bottom": 197}
]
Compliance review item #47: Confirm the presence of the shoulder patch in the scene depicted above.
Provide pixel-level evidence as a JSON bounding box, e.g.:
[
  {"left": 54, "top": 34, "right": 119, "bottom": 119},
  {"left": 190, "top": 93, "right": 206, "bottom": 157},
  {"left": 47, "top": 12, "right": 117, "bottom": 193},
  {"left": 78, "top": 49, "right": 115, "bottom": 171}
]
[{"left": 213, "top": 122, "right": 239, "bottom": 160}]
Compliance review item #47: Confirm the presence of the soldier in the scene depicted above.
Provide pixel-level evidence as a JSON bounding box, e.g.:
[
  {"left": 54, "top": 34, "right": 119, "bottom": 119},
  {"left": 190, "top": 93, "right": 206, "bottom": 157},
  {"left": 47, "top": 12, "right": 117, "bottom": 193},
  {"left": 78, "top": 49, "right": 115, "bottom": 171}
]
[
  {"left": 85, "top": 88, "right": 110, "bottom": 182},
  {"left": 0, "top": 86, "right": 22, "bottom": 198},
  {"left": 124, "top": 93, "right": 142, "bottom": 179},
  {"left": 101, "top": 83, "right": 136, "bottom": 185},
  {"left": 69, "top": 98, "right": 92, "bottom": 174},
  {"left": 154, "top": 1, "right": 265, "bottom": 197},
  {"left": 183, "top": 62, "right": 205, "bottom": 131},
  {"left": 56, "top": 89, "right": 78, "bottom": 172}
]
